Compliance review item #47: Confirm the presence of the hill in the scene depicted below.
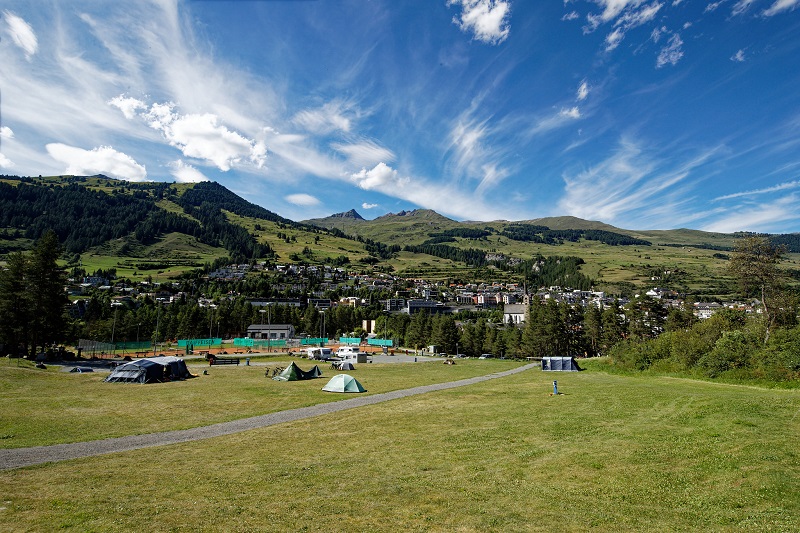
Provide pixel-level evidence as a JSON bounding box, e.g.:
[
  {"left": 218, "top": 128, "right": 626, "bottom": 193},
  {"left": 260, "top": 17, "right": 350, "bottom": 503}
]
[{"left": 2, "top": 174, "right": 798, "bottom": 297}]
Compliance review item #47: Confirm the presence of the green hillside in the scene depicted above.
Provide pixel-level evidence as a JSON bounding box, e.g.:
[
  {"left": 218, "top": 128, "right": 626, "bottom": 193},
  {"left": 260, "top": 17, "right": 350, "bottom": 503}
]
[{"left": 3, "top": 174, "right": 799, "bottom": 297}]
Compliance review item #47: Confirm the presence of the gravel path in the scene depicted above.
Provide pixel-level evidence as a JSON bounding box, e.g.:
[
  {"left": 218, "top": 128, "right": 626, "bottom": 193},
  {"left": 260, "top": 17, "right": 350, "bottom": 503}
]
[{"left": 0, "top": 364, "right": 536, "bottom": 471}]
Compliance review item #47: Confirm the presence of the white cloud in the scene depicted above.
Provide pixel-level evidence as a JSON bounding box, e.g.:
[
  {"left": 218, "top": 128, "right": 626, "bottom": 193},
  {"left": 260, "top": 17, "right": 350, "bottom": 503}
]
[
  {"left": 168, "top": 160, "right": 209, "bottom": 183},
  {"left": 560, "top": 107, "right": 582, "bottom": 119},
  {"left": 351, "top": 162, "right": 408, "bottom": 191},
  {"left": 732, "top": 0, "right": 756, "bottom": 15},
  {"left": 108, "top": 95, "right": 147, "bottom": 120},
  {"left": 577, "top": 80, "right": 590, "bottom": 101},
  {"left": 713, "top": 179, "right": 800, "bottom": 201},
  {"left": 142, "top": 104, "right": 266, "bottom": 171},
  {"left": 350, "top": 162, "right": 514, "bottom": 220},
  {"left": 331, "top": 140, "right": 395, "bottom": 168},
  {"left": 0, "top": 126, "right": 14, "bottom": 139},
  {"left": 598, "top": 1, "right": 663, "bottom": 51},
  {"left": 763, "top": 0, "right": 800, "bottom": 16},
  {"left": 45, "top": 143, "right": 147, "bottom": 181},
  {"left": 702, "top": 195, "right": 800, "bottom": 233},
  {"left": 447, "top": 106, "right": 515, "bottom": 195},
  {"left": 563, "top": 11, "right": 580, "bottom": 20},
  {"left": 292, "top": 100, "right": 360, "bottom": 135},
  {"left": 731, "top": 49, "right": 746, "bottom": 62},
  {"left": 448, "top": 0, "right": 511, "bottom": 45},
  {"left": 656, "top": 33, "right": 684, "bottom": 68},
  {"left": 605, "top": 27, "right": 625, "bottom": 51},
  {"left": 558, "top": 139, "right": 716, "bottom": 227},
  {"left": 285, "top": 193, "right": 321, "bottom": 206},
  {"left": 3, "top": 10, "right": 38, "bottom": 60},
  {"left": 705, "top": 1, "right": 724, "bottom": 13},
  {"left": 0, "top": 153, "right": 14, "bottom": 168},
  {"left": 362, "top": 202, "right": 378, "bottom": 209},
  {"left": 527, "top": 106, "right": 583, "bottom": 137}
]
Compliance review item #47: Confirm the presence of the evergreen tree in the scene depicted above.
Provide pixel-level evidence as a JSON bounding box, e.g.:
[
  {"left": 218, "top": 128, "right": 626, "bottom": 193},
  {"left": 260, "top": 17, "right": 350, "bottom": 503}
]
[
  {"left": 26, "top": 230, "right": 69, "bottom": 356},
  {"left": 0, "top": 252, "right": 30, "bottom": 356}
]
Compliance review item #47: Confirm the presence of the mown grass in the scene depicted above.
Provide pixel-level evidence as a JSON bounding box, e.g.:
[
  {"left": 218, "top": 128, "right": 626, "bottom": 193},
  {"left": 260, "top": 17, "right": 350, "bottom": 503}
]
[
  {"left": 0, "top": 363, "right": 798, "bottom": 531},
  {"left": 0, "top": 357, "right": 521, "bottom": 448}
]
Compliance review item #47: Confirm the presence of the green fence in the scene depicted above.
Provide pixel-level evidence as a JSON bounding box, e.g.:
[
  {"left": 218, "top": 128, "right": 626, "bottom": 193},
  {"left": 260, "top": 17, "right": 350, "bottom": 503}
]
[
  {"left": 368, "top": 338, "right": 394, "bottom": 347},
  {"left": 233, "top": 338, "right": 286, "bottom": 348},
  {"left": 339, "top": 337, "right": 362, "bottom": 345},
  {"left": 300, "top": 338, "right": 329, "bottom": 345},
  {"left": 112, "top": 341, "right": 152, "bottom": 351},
  {"left": 177, "top": 338, "right": 222, "bottom": 347}
]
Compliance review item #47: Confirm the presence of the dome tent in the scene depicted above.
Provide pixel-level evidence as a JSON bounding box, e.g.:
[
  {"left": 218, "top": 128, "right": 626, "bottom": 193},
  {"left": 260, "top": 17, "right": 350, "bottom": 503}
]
[
  {"left": 105, "top": 356, "right": 191, "bottom": 383},
  {"left": 322, "top": 373, "right": 365, "bottom": 393}
]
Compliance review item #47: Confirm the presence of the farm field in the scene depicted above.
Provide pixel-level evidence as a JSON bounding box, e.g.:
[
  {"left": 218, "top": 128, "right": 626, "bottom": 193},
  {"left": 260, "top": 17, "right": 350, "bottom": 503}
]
[{"left": 0, "top": 359, "right": 798, "bottom": 531}]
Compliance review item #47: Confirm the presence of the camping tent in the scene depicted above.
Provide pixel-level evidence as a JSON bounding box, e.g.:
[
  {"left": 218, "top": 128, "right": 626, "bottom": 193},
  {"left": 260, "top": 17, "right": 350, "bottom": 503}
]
[
  {"left": 337, "top": 361, "right": 355, "bottom": 371},
  {"left": 273, "top": 361, "right": 323, "bottom": 381},
  {"left": 105, "top": 356, "right": 191, "bottom": 383},
  {"left": 322, "top": 373, "right": 365, "bottom": 393},
  {"left": 541, "top": 356, "right": 582, "bottom": 372}
]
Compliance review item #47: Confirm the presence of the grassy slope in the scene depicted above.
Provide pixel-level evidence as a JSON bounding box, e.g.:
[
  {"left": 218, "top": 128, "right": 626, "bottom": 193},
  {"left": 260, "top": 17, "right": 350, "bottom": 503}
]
[{"left": 0, "top": 361, "right": 797, "bottom": 531}]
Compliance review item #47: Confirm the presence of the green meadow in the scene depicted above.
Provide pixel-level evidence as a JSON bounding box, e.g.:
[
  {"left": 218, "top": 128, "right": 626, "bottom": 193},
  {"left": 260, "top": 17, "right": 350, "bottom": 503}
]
[{"left": 0, "top": 359, "right": 798, "bottom": 531}]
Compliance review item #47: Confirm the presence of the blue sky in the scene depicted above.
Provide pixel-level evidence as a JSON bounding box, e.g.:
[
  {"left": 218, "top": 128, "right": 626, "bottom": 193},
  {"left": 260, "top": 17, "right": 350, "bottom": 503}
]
[{"left": 1, "top": 1, "right": 800, "bottom": 233}]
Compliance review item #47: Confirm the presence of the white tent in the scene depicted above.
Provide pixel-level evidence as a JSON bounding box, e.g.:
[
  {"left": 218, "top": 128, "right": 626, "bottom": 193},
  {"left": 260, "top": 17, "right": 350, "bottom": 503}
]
[{"left": 322, "top": 374, "right": 365, "bottom": 393}]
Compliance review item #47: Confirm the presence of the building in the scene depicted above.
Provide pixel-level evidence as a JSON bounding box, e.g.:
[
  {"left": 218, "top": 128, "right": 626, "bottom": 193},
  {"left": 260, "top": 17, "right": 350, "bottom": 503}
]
[
  {"left": 503, "top": 303, "right": 527, "bottom": 325},
  {"left": 246, "top": 324, "right": 295, "bottom": 340}
]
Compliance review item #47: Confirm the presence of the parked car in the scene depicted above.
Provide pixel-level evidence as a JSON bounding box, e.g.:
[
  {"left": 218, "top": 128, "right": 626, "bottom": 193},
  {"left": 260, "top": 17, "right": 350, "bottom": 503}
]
[{"left": 478, "top": 353, "right": 493, "bottom": 359}]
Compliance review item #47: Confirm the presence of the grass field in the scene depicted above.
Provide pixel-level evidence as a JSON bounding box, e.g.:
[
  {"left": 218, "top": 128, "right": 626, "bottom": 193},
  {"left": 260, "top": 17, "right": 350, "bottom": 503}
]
[
  {"left": 0, "top": 357, "right": 520, "bottom": 449},
  {"left": 0, "top": 359, "right": 798, "bottom": 531}
]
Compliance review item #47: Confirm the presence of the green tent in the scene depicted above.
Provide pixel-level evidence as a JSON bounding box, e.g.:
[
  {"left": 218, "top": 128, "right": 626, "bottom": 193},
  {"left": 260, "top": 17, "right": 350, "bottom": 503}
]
[
  {"left": 273, "top": 362, "right": 323, "bottom": 381},
  {"left": 322, "top": 373, "right": 366, "bottom": 393}
]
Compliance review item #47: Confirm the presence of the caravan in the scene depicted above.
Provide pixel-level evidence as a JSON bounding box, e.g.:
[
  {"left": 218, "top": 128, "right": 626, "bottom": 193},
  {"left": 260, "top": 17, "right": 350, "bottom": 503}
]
[
  {"left": 306, "top": 347, "right": 333, "bottom": 360},
  {"left": 336, "top": 345, "right": 369, "bottom": 364}
]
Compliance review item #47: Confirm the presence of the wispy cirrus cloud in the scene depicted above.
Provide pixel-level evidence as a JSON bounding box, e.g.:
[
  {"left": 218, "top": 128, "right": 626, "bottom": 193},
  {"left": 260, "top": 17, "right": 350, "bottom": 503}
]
[
  {"left": 577, "top": 80, "right": 591, "bottom": 101},
  {"left": 656, "top": 33, "right": 684, "bottom": 68},
  {"left": 447, "top": 105, "right": 514, "bottom": 195},
  {"left": 3, "top": 10, "right": 38, "bottom": 60},
  {"left": 447, "top": 0, "right": 512, "bottom": 45},
  {"left": 292, "top": 100, "right": 362, "bottom": 135},
  {"left": 702, "top": 195, "right": 800, "bottom": 233},
  {"left": 331, "top": 139, "right": 395, "bottom": 168},
  {"left": 713, "top": 179, "right": 800, "bottom": 201},
  {"left": 557, "top": 138, "right": 716, "bottom": 227},
  {"left": 763, "top": 0, "right": 800, "bottom": 16}
]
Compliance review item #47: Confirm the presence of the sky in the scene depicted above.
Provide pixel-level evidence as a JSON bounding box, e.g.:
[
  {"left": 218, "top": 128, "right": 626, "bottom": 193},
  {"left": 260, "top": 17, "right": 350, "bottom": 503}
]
[{"left": 1, "top": 1, "right": 800, "bottom": 233}]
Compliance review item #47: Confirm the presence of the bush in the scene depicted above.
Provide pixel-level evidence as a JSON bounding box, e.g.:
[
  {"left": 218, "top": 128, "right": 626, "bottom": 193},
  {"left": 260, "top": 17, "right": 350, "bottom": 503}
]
[
  {"left": 758, "top": 326, "right": 800, "bottom": 381},
  {"left": 698, "top": 329, "right": 760, "bottom": 377}
]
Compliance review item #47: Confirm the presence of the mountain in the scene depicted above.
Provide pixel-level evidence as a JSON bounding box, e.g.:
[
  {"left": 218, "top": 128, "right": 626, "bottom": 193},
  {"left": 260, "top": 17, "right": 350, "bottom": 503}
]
[
  {"left": 2, "top": 174, "right": 797, "bottom": 297},
  {"left": 0, "top": 175, "right": 374, "bottom": 278}
]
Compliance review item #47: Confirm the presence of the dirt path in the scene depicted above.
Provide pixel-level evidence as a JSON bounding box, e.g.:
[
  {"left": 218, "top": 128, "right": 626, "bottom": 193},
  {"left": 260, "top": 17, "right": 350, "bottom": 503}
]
[{"left": 0, "top": 364, "right": 536, "bottom": 471}]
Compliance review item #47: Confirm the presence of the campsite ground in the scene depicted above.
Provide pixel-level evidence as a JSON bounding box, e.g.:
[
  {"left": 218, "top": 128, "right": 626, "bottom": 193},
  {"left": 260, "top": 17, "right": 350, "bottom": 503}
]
[{"left": 0, "top": 358, "right": 798, "bottom": 531}]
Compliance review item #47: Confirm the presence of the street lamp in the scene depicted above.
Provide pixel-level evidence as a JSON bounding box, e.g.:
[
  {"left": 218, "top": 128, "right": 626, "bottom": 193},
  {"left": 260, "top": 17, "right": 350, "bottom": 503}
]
[{"left": 319, "top": 310, "right": 325, "bottom": 347}]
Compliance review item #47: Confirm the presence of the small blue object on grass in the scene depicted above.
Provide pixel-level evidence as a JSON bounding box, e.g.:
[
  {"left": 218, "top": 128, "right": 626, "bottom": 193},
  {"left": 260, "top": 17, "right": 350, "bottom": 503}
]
[{"left": 553, "top": 380, "right": 559, "bottom": 395}]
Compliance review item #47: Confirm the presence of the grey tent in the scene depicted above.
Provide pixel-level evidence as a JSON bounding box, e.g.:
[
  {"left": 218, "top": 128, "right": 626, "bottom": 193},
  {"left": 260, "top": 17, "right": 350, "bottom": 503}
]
[
  {"left": 541, "top": 356, "right": 582, "bottom": 372},
  {"left": 105, "top": 356, "right": 191, "bottom": 383},
  {"left": 322, "top": 373, "right": 365, "bottom": 393},
  {"left": 273, "top": 361, "right": 323, "bottom": 381},
  {"left": 337, "top": 361, "right": 355, "bottom": 371}
]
